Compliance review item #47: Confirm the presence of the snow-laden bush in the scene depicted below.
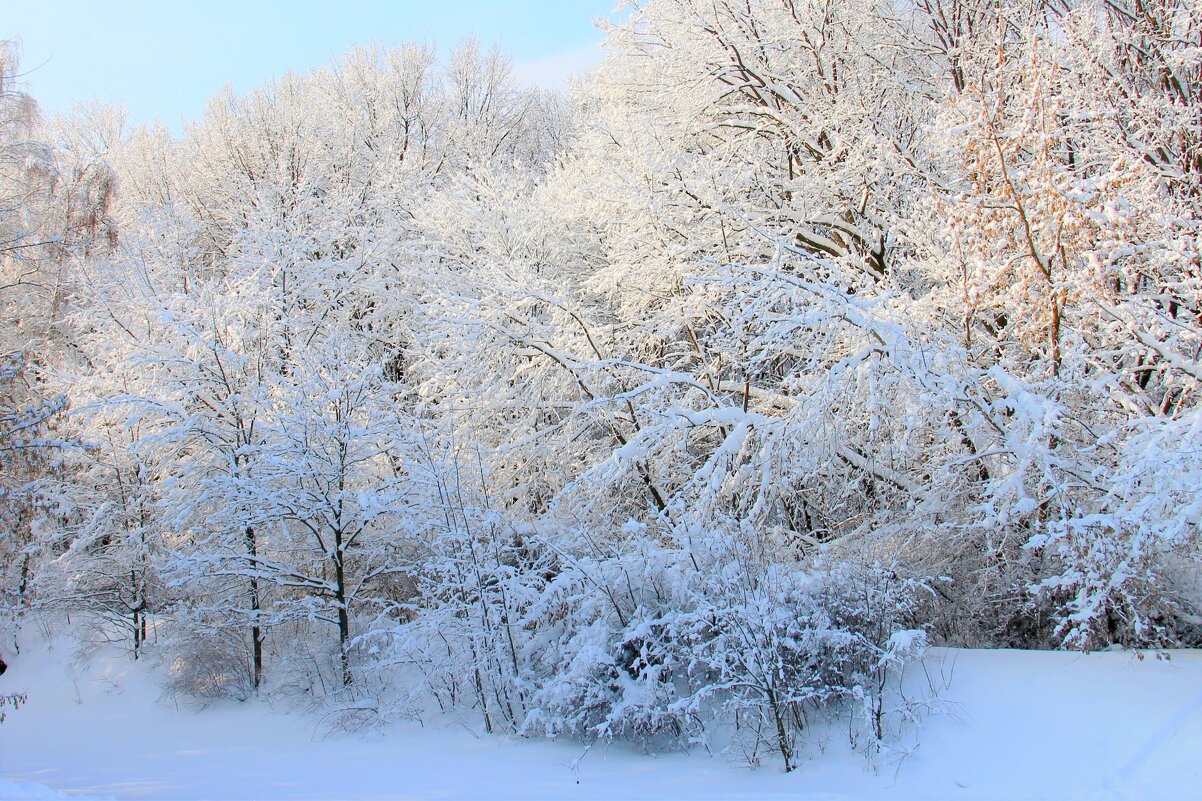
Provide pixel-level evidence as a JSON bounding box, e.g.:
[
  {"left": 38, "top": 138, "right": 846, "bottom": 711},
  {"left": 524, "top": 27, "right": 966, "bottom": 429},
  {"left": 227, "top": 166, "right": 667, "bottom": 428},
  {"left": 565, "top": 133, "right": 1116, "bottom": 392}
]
[
  {"left": 1029, "top": 408, "right": 1202, "bottom": 649},
  {"left": 374, "top": 514, "right": 553, "bottom": 734},
  {"left": 159, "top": 616, "right": 257, "bottom": 702},
  {"left": 390, "top": 520, "right": 933, "bottom": 771},
  {"left": 0, "top": 692, "right": 23, "bottom": 724}
]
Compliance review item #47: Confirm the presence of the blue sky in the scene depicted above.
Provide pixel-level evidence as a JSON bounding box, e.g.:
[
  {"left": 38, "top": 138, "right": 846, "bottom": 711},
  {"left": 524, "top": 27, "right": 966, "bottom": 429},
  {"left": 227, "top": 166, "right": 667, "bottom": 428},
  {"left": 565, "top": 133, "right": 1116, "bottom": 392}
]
[{"left": 3, "top": 1, "right": 617, "bottom": 132}]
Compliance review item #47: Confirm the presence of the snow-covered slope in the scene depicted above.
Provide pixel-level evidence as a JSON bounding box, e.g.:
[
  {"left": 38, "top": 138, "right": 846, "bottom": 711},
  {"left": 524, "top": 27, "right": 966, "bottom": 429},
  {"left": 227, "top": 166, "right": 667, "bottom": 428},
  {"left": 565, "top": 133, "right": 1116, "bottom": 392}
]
[{"left": 0, "top": 633, "right": 1198, "bottom": 800}]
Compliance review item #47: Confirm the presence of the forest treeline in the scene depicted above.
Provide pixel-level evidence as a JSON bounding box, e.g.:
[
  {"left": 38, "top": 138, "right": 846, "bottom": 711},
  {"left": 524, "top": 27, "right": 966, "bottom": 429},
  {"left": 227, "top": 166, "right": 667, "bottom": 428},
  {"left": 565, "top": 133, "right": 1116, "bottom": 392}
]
[{"left": 2, "top": 0, "right": 1200, "bottom": 770}]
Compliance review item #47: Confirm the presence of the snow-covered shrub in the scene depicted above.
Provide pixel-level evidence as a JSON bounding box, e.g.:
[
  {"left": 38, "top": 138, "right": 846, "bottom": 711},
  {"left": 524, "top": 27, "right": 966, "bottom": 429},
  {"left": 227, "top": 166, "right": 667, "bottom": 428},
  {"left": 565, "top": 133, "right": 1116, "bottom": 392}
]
[
  {"left": 0, "top": 692, "right": 25, "bottom": 724},
  {"left": 160, "top": 616, "right": 257, "bottom": 702},
  {"left": 393, "top": 520, "right": 933, "bottom": 771},
  {"left": 384, "top": 514, "right": 555, "bottom": 733},
  {"left": 526, "top": 531, "right": 932, "bottom": 771},
  {"left": 1029, "top": 409, "right": 1202, "bottom": 649}
]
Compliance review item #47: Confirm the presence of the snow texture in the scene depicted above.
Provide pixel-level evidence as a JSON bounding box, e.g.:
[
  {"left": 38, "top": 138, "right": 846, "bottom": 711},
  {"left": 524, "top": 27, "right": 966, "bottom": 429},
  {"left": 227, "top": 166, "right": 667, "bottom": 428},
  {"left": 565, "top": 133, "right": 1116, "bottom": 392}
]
[{"left": 1, "top": 637, "right": 1199, "bottom": 800}]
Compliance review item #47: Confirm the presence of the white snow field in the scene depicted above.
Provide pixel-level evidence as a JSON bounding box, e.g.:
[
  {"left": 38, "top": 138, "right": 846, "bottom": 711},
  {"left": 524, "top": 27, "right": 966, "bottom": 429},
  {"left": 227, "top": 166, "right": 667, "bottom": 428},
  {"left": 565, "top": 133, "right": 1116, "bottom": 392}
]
[{"left": 1, "top": 634, "right": 1199, "bottom": 801}]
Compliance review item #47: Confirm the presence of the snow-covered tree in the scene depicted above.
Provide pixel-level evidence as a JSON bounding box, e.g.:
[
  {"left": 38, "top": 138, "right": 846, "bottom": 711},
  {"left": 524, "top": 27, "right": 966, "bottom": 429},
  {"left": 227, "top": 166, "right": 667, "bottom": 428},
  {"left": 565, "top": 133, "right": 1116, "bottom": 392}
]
[{"left": 7, "top": 1, "right": 1200, "bottom": 768}]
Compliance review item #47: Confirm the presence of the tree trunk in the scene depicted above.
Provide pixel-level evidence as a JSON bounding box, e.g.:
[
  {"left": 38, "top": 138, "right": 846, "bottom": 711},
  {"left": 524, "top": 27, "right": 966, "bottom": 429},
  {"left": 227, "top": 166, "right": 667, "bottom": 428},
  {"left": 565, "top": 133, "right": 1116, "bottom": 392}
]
[
  {"left": 245, "top": 526, "right": 263, "bottom": 690},
  {"left": 333, "top": 529, "right": 352, "bottom": 686}
]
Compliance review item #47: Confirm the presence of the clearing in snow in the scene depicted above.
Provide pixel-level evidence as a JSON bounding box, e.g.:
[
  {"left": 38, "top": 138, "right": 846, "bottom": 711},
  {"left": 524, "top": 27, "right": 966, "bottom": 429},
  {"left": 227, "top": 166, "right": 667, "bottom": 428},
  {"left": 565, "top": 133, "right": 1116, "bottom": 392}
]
[{"left": 0, "top": 634, "right": 1199, "bottom": 800}]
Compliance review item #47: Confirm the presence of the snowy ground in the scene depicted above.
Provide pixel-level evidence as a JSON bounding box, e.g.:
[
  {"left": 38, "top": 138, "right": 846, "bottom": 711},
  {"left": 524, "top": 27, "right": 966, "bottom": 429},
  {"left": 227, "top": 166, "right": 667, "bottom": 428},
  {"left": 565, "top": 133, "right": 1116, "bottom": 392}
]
[{"left": 1, "top": 630, "right": 1199, "bottom": 801}]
